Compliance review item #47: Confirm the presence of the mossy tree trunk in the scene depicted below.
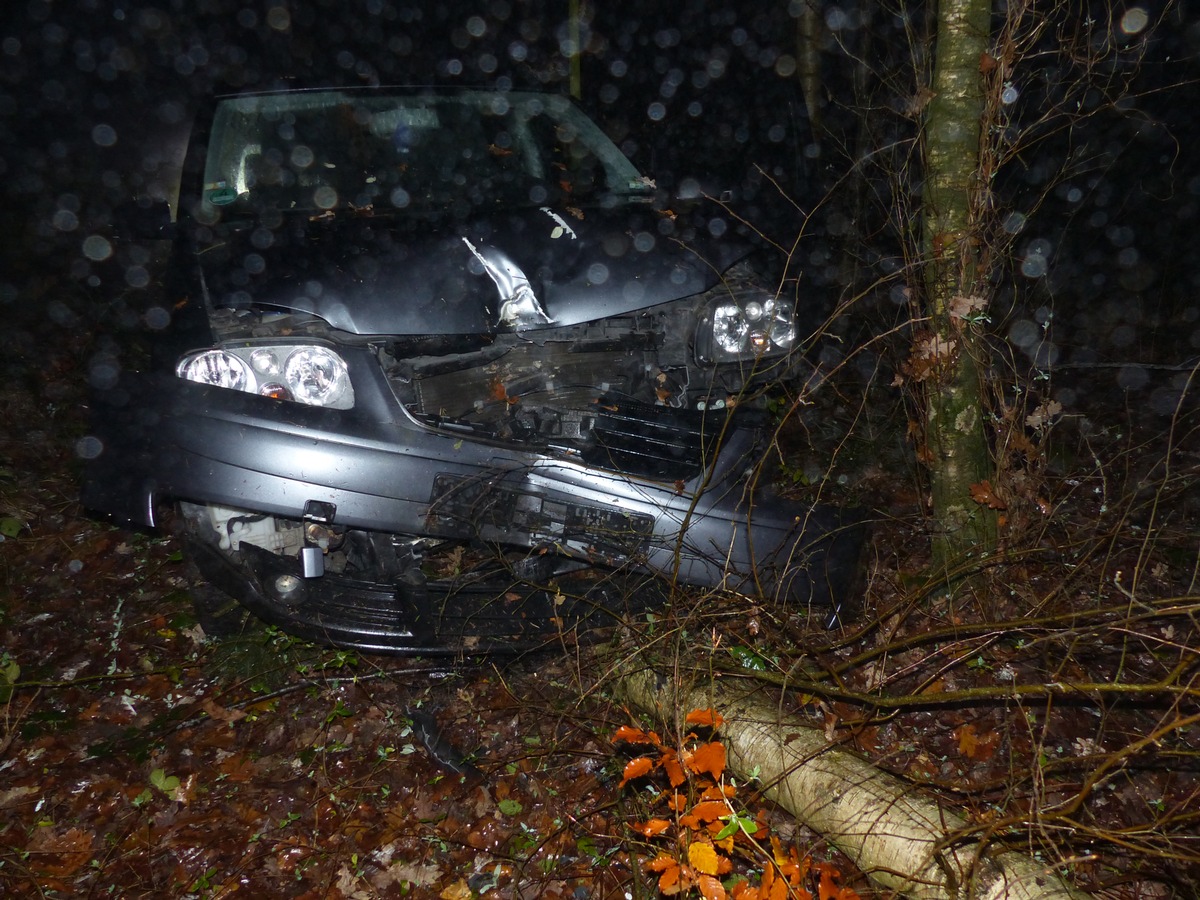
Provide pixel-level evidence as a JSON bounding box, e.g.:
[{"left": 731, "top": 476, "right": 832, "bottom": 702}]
[{"left": 919, "top": 0, "right": 998, "bottom": 567}]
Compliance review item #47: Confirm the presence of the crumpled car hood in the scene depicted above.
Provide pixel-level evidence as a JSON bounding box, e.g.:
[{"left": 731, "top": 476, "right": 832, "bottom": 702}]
[{"left": 196, "top": 202, "right": 749, "bottom": 335}]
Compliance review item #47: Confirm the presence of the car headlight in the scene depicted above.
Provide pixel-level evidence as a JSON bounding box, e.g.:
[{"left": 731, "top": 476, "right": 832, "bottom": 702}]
[
  {"left": 177, "top": 344, "right": 355, "bottom": 409},
  {"left": 695, "top": 293, "right": 797, "bottom": 364}
]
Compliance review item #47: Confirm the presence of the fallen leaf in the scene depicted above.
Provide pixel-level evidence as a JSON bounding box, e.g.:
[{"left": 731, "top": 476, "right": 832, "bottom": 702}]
[
  {"left": 663, "top": 753, "right": 687, "bottom": 788},
  {"left": 1025, "top": 399, "right": 1063, "bottom": 430},
  {"left": 818, "top": 862, "right": 861, "bottom": 899},
  {"left": 700, "top": 783, "right": 736, "bottom": 801},
  {"left": 686, "top": 708, "right": 725, "bottom": 729},
  {"left": 688, "top": 840, "right": 720, "bottom": 876},
  {"left": 619, "top": 756, "right": 654, "bottom": 787},
  {"left": 681, "top": 800, "right": 729, "bottom": 828},
  {"left": 613, "top": 725, "right": 657, "bottom": 746},
  {"left": 647, "top": 854, "right": 684, "bottom": 894},
  {"left": 969, "top": 480, "right": 1007, "bottom": 510},
  {"left": 0, "top": 785, "right": 38, "bottom": 808},
  {"left": 217, "top": 752, "right": 259, "bottom": 783},
  {"left": 698, "top": 873, "right": 728, "bottom": 900},
  {"left": 372, "top": 861, "right": 441, "bottom": 890},
  {"left": 632, "top": 818, "right": 672, "bottom": 838},
  {"left": 949, "top": 294, "right": 987, "bottom": 320},
  {"left": 439, "top": 878, "right": 473, "bottom": 900},
  {"left": 201, "top": 696, "right": 247, "bottom": 726},
  {"left": 685, "top": 741, "right": 726, "bottom": 780},
  {"left": 28, "top": 826, "right": 93, "bottom": 878},
  {"left": 956, "top": 723, "right": 1000, "bottom": 761}
]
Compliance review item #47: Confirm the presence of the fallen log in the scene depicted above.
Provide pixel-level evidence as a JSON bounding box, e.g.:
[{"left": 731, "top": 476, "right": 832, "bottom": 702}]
[{"left": 616, "top": 666, "right": 1092, "bottom": 900}]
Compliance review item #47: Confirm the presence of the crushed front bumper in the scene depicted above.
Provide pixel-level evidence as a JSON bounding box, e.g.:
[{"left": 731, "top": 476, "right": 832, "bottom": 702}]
[{"left": 83, "top": 372, "right": 866, "bottom": 650}]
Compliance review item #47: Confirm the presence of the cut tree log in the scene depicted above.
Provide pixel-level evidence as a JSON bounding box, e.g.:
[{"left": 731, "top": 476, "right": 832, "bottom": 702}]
[{"left": 616, "top": 666, "right": 1092, "bottom": 900}]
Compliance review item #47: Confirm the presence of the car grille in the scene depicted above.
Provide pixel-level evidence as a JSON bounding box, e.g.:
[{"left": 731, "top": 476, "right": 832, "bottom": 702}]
[
  {"left": 582, "top": 396, "right": 718, "bottom": 481},
  {"left": 379, "top": 337, "right": 724, "bottom": 482}
]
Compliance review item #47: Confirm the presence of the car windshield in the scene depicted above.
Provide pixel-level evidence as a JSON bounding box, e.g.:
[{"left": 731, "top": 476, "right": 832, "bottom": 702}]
[{"left": 196, "top": 88, "right": 650, "bottom": 218}]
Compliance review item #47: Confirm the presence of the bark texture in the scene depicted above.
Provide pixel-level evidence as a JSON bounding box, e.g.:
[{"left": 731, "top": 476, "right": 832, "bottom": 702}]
[
  {"left": 920, "top": 0, "right": 998, "bottom": 564},
  {"left": 617, "top": 668, "right": 1091, "bottom": 900},
  {"left": 795, "top": 0, "right": 823, "bottom": 131}
]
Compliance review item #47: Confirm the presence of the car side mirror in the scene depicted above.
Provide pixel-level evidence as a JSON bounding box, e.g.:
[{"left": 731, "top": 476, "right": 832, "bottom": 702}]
[{"left": 113, "top": 199, "right": 175, "bottom": 240}]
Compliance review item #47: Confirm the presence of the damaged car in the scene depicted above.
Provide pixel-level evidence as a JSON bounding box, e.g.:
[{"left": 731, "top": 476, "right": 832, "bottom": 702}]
[{"left": 81, "top": 86, "right": 864, "bottom": 654}]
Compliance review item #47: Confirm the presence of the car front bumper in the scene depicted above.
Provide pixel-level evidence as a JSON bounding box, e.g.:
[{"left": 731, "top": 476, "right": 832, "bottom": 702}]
[{"left": 83, "top": 372, "right": 866, "bottom": 648}]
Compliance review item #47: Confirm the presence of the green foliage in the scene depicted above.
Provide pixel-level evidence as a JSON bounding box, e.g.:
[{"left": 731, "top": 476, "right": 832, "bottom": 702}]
[
  {"left": 0, "top": 652, "right": 18, "bottom": 703},
  {"left": 150, "top": 767, "right": 180, "bottom": 795}
]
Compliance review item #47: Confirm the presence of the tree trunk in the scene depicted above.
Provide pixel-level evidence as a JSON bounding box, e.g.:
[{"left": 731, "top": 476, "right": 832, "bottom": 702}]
[
  {"left": 919, "top": 0, "right": 998, "bottom": 565},
  {"left": 795, "top": 0, "right": 822, "bottom": 133},
  {"left": 617, "top": 668, "right": 1092, "bottom": 900}
]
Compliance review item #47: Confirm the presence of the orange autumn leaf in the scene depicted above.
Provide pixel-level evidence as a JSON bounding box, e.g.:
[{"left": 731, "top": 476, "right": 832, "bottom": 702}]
[
  {"left": 698, "top": 873, "right": 728, "bottom": 900},
  {"left": 818, "top": 863, "right": 860, "bottom": 900},
  {"left": 701, "top": 783, "right": 737, "bottom": 800},
  {"left": 760, "top": 862, "right": 792, "bottom": 900},
  {"left": 647, "top": 854, "right": 683, "bottom": 894},
  {"left": 760, "top": 860, "right": 775, "bottom": 895},
  {"left": 686, "top": 708, "right": 725, "bottom": 729},
  {"left": 663, "top": 753, "right": 687, "bottom": 788},
  {"left": 969, "top": 480, "right": 1007, "bottom": 510},
  {"left": 780, "top": 853, "right": 812, "bottom": 887},
  {"left": 613, "top": 725, "right": 656, "bottom": 745},
  {"left": 633, "top": 818, "right": 673, "bottom": 838},
  {"left": 666, "top": 791, "right": 689, "bottom": 812},
  {"left": 686, "top": 741, "right": 726, "bottom": 780},
  {"left": 681, "top": 800, "right": 729, "bottom": 827},
  {"left": 620, "top": 756, "right": 655, "bottom": 787},
  {"left": 957, "top": 722, "right": 980, "bottom": 757},
  {"left": 688, "top": 840, "right": 721, "bottom": 876},
  {"left": 956, "top": 723, "right": 1000, "bottom": 761},
  {"left": 770, "top": 835, "right": 788, "bottom": 866}
]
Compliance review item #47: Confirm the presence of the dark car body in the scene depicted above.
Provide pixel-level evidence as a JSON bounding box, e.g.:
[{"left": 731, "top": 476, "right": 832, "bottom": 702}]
[{"left": 81, "top": 86, "right": 864, "bottom": 653}]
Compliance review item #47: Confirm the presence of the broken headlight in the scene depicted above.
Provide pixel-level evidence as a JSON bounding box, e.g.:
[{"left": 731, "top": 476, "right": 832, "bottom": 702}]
[
  {"left": 176, "top": 345, "right": 355, "bottom": 409},
  {"left": 695, "top": 294, "right": 797, "bottom": 364}
]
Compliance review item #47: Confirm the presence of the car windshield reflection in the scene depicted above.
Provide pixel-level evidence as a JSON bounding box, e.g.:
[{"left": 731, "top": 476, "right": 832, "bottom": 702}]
[{"left": 194, "top": 88, "right": 650, "bottom": 219}]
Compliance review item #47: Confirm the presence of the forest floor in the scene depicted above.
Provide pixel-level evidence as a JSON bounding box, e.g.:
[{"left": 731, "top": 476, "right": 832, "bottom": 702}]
[{"left": 2, "top": 274, "right": 1198, "bottom": 899}]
